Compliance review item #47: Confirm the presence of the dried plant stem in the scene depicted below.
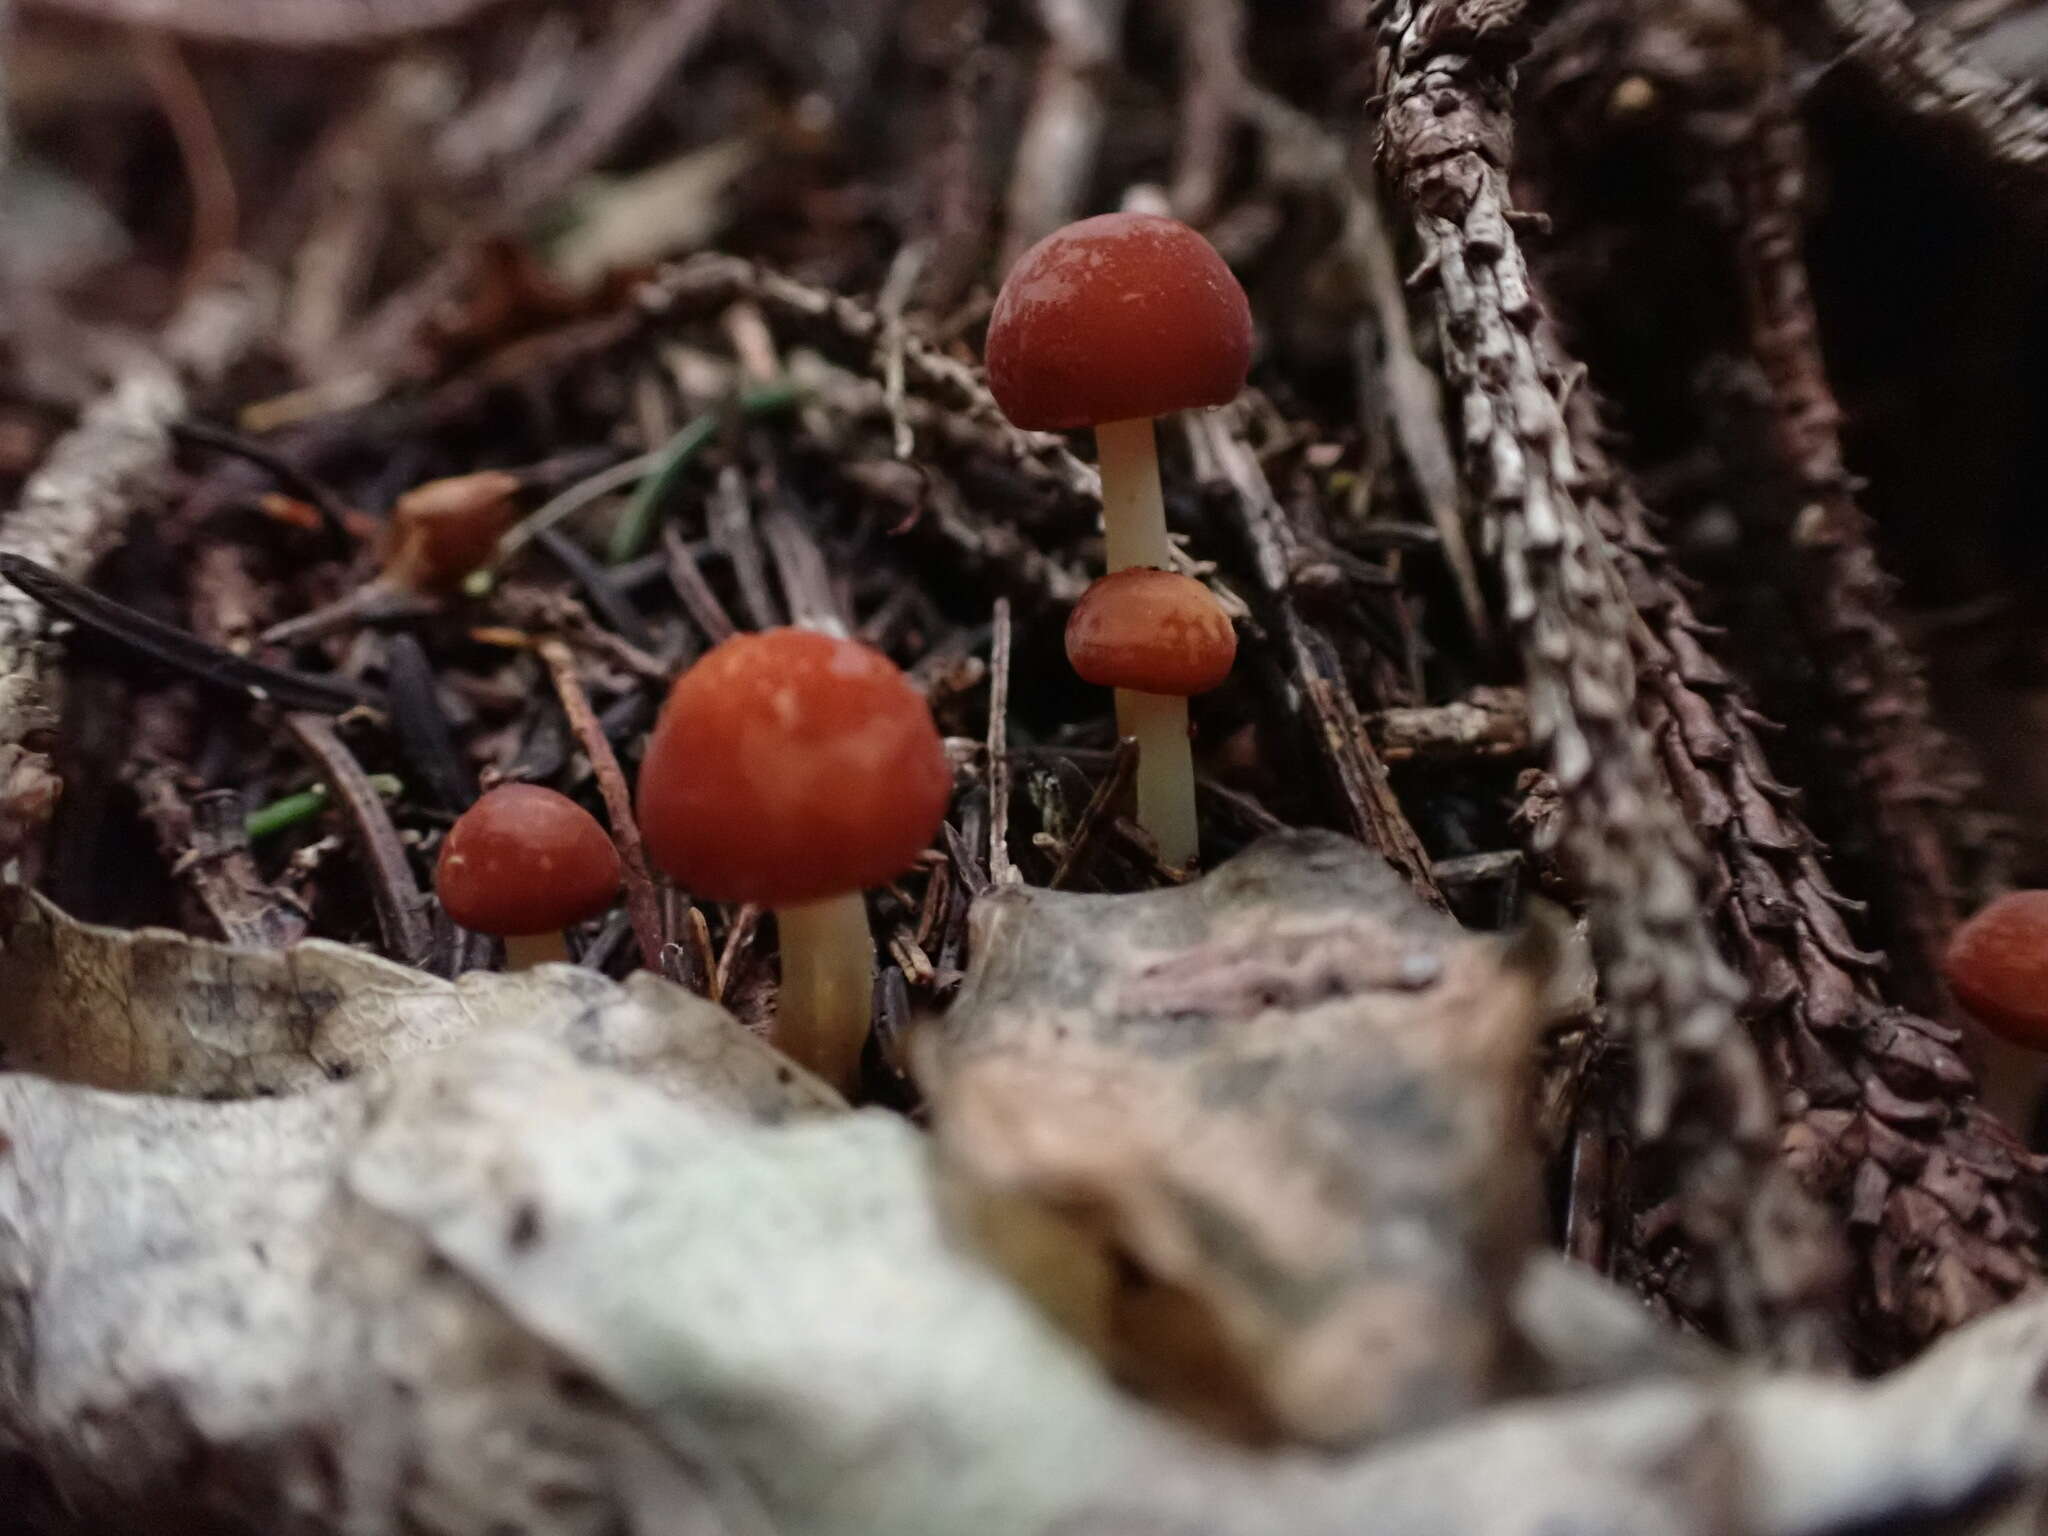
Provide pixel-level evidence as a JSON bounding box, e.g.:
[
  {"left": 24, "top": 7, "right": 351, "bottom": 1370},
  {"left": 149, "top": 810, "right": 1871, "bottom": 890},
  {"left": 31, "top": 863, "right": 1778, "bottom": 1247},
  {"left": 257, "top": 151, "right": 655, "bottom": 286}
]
[
  {"left": 131, "top": 28, "right": 238, "bottom": 290},
  {"left": 1731, "top": 71, "right": 1972, "bottom": 1015},
  {"left": 1187, "top": 412, "right": 1445, "bottom": 907},
  {"left": 1560, "top": 364, "right": 2041, "bottom": 1354},
  {"left": 1791, "top": 0, "right": 2048, "bottom": 189},
  {"left": 1374, "top": 0, "right": 1780, "bottom": 1342},
  {"left": 536, "top": 639, "right": 664, "bottom": 973},
  {"left": 988, "top": 598, "right": 1019, "bottom": 885},
  {"left": 1003, "top": 0, "right": 1126, "bottom": 268},
  {"left": 285, "top": 712, "right": 432, "bottom": 966},
  {"left": 644, "top": 254, "right": 1099, "bottom": 499},
  {"left": 1051, "top": 738, "right": 1140, "bottom": 889}
]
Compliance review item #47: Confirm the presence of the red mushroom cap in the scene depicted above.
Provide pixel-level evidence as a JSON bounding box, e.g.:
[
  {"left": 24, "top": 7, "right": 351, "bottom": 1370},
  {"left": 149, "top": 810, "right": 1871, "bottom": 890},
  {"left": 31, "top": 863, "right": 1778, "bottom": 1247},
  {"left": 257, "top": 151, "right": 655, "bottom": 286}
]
[
  {"left": 1066, "top": 567, "right": 1237, "bottom": 696},
  {"left": 636, "top": 628, "right": 953, "bottom": 908},
  {"left": 986, "top": 213, "right": 1253, "bottom": 432},
  {"left": 1944, "top": 890, "right": 2048, "bottom": 1050},
  {"left": 436, "top": 783, "right": 622, "bottom": 936}
]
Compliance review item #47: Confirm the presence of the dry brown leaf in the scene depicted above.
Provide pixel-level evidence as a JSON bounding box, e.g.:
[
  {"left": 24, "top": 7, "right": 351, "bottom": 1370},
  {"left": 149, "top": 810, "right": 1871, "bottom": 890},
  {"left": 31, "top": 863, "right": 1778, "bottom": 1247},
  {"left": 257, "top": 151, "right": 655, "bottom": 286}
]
[
  {"left": 914, "top": 829, "right": 1553, "bottom": 1447},
  {"left": 0, "top": 890, "right": 839, "bottom": 1118}
]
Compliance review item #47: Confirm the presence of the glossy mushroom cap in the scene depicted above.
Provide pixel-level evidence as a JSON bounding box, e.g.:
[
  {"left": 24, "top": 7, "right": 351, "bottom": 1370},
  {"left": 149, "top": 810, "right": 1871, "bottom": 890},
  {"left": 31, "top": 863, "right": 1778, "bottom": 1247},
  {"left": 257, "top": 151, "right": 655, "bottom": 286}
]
[
  {"left": 1944, "top": 890, "right": 2048, "bottom": 1049},
  {"left": 637, "top": 628, "right": 953, "bottom": 908},
  {"left": 987, "top": 213, "right": 1253, "bottom": 432},
  {"left": 436, "top": 783, "right": 622, "bottom": 936},
  {"left": 1066, "top": 568, "right": 1237, "bottom": 696}
]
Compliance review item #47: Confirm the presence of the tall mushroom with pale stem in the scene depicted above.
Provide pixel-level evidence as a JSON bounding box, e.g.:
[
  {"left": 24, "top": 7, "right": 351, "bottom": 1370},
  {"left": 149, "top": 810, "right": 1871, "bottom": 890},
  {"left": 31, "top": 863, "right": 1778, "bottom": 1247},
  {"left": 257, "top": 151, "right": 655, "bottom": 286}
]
[
  {"left": 986, "top": 212, "right": 1252, "bottom": 865},
  {"left": 436, "top": 782, "right": 622, "bottom": 969},
  {"left": 636, "top": 628, "right": 953, "bottom": 1096},
  {"left": 1065, "top": 568, "right": 1237, "bottom": 866},
  {"left": 1944, "top": 890, "right": 2048, "bottom": 1138}
]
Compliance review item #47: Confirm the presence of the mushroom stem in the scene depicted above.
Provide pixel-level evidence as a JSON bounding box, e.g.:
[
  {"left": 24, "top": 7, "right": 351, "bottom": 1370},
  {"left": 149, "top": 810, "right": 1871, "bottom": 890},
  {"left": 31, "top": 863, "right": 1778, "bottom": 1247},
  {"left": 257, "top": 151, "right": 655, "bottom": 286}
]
[
  {"left": 504, "top": 931, "right": 570, "bottom": 970},
  {"left": 1096, "top": 416, "right": 1171, "bottom": 573},
  {"left": 1977, "top": 1033, "right": 2046, "bottom": 1144},
  {"left": 774, "top": 891, "right": 875, "bottom": 1095},
  {"left": 1116, "top": 688, "right": 1197, "bottom": 869}
]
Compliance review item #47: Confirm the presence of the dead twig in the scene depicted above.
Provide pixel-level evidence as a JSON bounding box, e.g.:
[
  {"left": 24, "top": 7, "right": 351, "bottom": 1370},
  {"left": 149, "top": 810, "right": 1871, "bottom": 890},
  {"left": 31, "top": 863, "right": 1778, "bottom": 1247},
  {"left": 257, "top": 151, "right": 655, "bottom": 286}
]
[
  {"left": 0, "top": 554, "right": 377, "bottom": 716},
  {"left": 1790, "top": 0, "right": 2048, "bottom": 192},
  {"left": 987, "top": 598, "right": 1017, "bottom": 886},
  {"left": 1233, "top": 84, "right": 1491, "bottom": 647},
  {"left": 877, "top": 243, "right": 927, "bottom": 462},
  {"left": 134, "top": 773, "right": 309, "bottom": 948},
  {"left": 130, "top": 28, "right": 238, "bottom": 291},
  {"left": 170, "top": 419, "right": 356, "bottom": 550},
  {"left": 1369, "top": 689, "right": 1531, "bottom": 763},
  {"left": 536, "top": 639, "right": 665, "bottom": 973},
  {"left": 707, "top": 468, "right": 781, "bottom": 632},
  {"left": 1372, "top": 0, "right": 1783, "bottom": 1347},
  {"left": 1, "top": 272, "right": 270, "bottom": 919},
  {"left": 662, "top": 525, "right": 740, "bottom": 645},
  {"left": 1729, "top": 62, "right": 1976, "bottom": 1015},
  {"left": 284, "top": 712, "right": 432, "bottom": 965},
  {"left": 1050, "top": 738, "right": 1139, "bottom": 889},
  {"left": 1186, "top": 410, "right": 1446, "bottom": 908},
  {"left": 644, "top": 255, "right": 1099, "bottom": 499},
  {"left": 1169, "top": 0, "right": 1243, "bottom": 223},
  {"left": 760, "top": 499, "right": 850, "bottom": 637},
  {"left": 1002, "top": 0, "right": 1126, "bottom": 270},
  {"left": 1558, "top": 359, "right": 2043, "bottom": 1356}
]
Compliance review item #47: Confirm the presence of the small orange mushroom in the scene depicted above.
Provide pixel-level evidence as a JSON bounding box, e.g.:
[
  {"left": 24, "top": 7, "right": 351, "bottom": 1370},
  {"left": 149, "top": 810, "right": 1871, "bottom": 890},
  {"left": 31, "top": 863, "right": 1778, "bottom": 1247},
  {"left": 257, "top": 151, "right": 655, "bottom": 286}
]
[
  {"left": 1944, "top": 890, "right": 2048, "bottom": 1136},
  {"left": 637, "top": 628, "right": 953, "bottom": 1094},
  {"left": 1066, "top": 568, "right": 1236, "bottom": 868},
  {"left": 383, "top": 470, "right": 523, "bottom": 593},
  {"left": 436, "top": 783, "right": 622, "bottom": 970}
]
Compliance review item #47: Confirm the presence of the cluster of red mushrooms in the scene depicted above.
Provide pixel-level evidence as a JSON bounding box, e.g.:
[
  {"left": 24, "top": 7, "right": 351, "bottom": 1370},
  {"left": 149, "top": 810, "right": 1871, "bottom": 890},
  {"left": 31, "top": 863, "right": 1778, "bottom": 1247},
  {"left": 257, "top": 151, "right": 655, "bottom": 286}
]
[
  {"left": 432, "top": 212, "right": 1250, "bottom": 1095},
  {"left": 424, "top": 211, "right": 2048, "bottom": 1133}
]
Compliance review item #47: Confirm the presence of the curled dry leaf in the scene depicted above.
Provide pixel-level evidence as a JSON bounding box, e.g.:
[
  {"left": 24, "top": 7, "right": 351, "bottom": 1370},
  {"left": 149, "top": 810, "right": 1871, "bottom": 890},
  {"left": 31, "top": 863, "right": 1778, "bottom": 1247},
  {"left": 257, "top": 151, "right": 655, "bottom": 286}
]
[
  {"left": 914, "top": 830, "right": 1553, "bottom": 1447},
  {"left": 0, "top": 890, "right": 839, "bottom": 1117},
  {"left": 11, "top": 1026, "right": 2048, "bottom": 1534}
]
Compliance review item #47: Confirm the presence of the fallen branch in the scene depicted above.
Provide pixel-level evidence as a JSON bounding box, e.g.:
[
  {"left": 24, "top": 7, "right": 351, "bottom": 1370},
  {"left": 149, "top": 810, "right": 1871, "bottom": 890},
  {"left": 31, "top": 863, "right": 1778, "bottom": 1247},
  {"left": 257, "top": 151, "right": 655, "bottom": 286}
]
[
  {"left": 1790, "top": 0, "right": 2048, "bottom": 194},
  {"left": 0, "top": 271, "right": 272, "bottom": 924},
  {"left": 1372, "top": 0, "right": 1781, "bottom": 1344},
  {"left": 1730, "top": 61, "right": 1977, "bottom": 1014}
]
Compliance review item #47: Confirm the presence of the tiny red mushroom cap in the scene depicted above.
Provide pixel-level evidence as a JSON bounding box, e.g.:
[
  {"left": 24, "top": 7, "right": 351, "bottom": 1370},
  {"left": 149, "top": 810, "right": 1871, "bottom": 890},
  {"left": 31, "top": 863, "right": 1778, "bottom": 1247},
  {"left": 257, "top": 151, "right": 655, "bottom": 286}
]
[
  {"left": 436, "top": 783, "right": 622, "bottom": 936},
  {"left": 637, "top": 628, "right": 953, "bottom": 908},
  {"left": 986, "top": 212, "right": 1253, "bottom": 433},
  {"left": 1066, "top": 568, "right": 1237, "bottom": 696},
  {"left": 1944, "top": 890, "right": 2048, "bottom": 1050}
]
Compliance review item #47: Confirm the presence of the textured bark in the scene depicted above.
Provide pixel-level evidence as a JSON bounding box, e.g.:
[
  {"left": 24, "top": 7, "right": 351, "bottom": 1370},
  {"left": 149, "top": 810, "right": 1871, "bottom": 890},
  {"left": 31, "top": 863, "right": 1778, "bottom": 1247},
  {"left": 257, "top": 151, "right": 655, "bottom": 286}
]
[
  {"left": 1790, "top": 0, "right": 2048, "bottom": 191},
  {"left": 0, "top": 273, "right": 271, "bottom": 927},
  {"left": 1372, "top": 0, "right": 1794, "bottom": 1348},
  {"left": 1563, "top": 367, "right": 2041, "bottom": 1354},
  {"left": 1730, "top": 67, "right": 1976, "bottom": 1016}
]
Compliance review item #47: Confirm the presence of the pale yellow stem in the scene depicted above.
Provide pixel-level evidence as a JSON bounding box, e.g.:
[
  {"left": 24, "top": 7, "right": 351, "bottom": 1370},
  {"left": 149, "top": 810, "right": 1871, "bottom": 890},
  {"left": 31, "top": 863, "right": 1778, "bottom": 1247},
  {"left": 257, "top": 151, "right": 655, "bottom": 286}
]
[
  {"left": 774, "top": 892, "right": 874, "bottom": 1097},
  {"left": 1095, "top": 416, "right": 1171, "bottom": 573},
  {"left": 1116, "top": 688, "right": 1196, "bottom": 869},
  {"left": 1977, "top": 1032, "right": 2046, "bottom": 1143},
  {"left": 504, "top": 931, "right": 569, "bottom": 970}
]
